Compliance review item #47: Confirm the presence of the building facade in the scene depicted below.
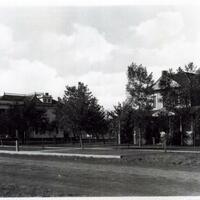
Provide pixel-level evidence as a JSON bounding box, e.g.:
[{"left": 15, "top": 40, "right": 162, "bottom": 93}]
[
  {"left": 151, "top": 71, "right": 200, "bottom": 145},
  {"left": 0, "top": 92, "right": 64, "bottom": 140}
]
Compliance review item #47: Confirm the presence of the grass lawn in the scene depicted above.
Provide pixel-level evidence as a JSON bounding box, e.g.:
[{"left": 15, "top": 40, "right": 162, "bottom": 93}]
[{"left": 1, "top": 151, "right": 200, "bottom": 196}]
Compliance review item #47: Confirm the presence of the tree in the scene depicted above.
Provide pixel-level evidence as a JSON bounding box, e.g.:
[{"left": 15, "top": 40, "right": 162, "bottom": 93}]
[
  {"left": 113, "top": 103, "right": 135, "bottom": 145},
  {"left": 184, "top": 62, "right": 197, "bottom": 73},
  {"left": 106, "top": 110, "right": 119, "bottom": 141},
  {"left": 126, "top": 63, "right": 154, "bottom": 145},
  {"left": 159, "top": 70, "right": 179, "bottom": 110},
  {"left": 86, "top": 97, "right": 108, "bottom": 143},
  {"left": 57, "top": 82, "right": 107, "bottom": 148},
  {"left": 126, "top": 63, "right": 154, "bottom": 110}
]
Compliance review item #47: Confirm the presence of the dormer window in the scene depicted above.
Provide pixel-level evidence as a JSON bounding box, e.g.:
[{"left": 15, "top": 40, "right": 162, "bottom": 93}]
[{"left": 42, "top": 93, "right": 52, "bottom": 104}]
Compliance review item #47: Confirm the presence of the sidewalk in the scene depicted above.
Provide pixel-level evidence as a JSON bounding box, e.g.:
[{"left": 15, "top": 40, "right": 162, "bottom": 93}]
[{"left": 0, "top": 149, "right": 122, "bottom": 159}]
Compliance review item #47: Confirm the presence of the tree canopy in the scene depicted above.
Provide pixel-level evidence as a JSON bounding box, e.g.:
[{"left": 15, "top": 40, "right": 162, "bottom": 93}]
[
  {"left": 57, "top": 82, "right": 107, "bottom": 147},
  {"left": 126, "top": 63, "right": 154, "bottom": 110}
]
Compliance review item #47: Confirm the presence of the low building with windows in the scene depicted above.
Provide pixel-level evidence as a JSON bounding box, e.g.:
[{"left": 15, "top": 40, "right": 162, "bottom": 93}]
[{"left": 0, "top": 92, "right": 64, "bottom": 141}]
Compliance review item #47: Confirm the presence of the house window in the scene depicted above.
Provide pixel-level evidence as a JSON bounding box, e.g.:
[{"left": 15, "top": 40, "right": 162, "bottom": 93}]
[
  {"left": 158, "top": 98, "right": 163, "bottom": 103},
  {"left": 177, "top": 95, "right": 180, "bottom": 105}
]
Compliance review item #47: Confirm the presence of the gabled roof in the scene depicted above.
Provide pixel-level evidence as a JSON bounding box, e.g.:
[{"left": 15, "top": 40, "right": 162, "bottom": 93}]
[
  {"left": 0, "top": 93, "right": 43, "bottom": 104},
  {"left": 0, "top": 93, "right": 34, "bottom": 101},
  {"left": 153, "top": 71, "right": 200, "bottom": 91},
  {"left": 171, "top": 72, "right": 195, "bottom": 87}
]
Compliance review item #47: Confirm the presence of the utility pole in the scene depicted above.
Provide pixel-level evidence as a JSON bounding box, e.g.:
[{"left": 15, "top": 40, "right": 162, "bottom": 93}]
[{"left": 118, "top": 116, "right": 121, "bottom": 145}]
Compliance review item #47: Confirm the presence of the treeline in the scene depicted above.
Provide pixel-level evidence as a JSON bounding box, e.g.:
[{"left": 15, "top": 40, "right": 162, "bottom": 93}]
[
  {"left": 1, "top": 62, "right": 200, "bottom": 146},
  {"left": 56, "top": 62, "right": 155, "bottom": 147}
]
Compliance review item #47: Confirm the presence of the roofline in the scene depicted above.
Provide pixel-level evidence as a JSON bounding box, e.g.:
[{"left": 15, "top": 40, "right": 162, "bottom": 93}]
[{"left": 3, "top": 92, "right": 45, "bottom": 96}]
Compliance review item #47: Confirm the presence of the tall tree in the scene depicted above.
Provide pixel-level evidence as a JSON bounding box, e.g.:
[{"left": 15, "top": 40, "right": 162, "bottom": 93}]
[
  {"left": 110, "top": 103, "right": 135, "bottom": 145},
  {"left": 57, "top": 82, "right": 106, "bottom": 148},
  {"left": 184, "top": 62, "right": 197, "bottom": 73},
  {"left": 126, "top": 63, "right": 154, "bottom": 110},
  {"left": 86, "top": 97, "right": 108, "bottom": 142},
  {"left": 126, "top": 63, "right": 154, "bottom": 145}
]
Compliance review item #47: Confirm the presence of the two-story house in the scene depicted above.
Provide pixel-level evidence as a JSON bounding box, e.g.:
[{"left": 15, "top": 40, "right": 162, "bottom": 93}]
[{"left": 151, "top": 70, "right": 200, "bottom": 145}]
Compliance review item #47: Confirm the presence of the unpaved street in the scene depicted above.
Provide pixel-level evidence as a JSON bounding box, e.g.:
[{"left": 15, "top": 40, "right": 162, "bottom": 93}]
[{"left": 0, "top": 154, "right": 200, "bottom": 196}]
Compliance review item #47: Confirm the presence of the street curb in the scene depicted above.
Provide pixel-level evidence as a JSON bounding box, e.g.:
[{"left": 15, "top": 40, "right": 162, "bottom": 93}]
[{"left": 0, "top": 150, "right": 122, "bottom": 159}]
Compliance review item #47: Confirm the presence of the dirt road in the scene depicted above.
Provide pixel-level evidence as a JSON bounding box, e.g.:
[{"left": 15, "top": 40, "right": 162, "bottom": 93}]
[{"left": 0, "top": 155, "right": 200, "bottom": 196}]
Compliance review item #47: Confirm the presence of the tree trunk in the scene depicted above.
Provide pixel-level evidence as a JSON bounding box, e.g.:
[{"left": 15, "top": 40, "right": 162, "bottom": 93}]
[
  {"left": 164, "top": 138, "right": 167, "bottom": 153},
  {"left": 79, "top": 132, "right": 83, "bottom": 149},
  {"left": 191, "top": 115, "right": 195, "bottom": 147},
  {"left": 180, "top": 115, "right": 183, "bottom": 145},
  {"left": 102, "top": 133, "right": 105, "bottom": 145},
  {"left": 139, "top": 127, "right": 141, "bottom": 147},
  {"left": 23, "top": 131, "right": 25, "bottom": 145}
]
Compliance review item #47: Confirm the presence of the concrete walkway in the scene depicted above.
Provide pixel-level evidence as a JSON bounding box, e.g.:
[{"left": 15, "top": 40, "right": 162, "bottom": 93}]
[
  {"left": 0, "top": 150, "right": 121, "bottom": 159},
  {"left": 1, "top": 146, "right": 200, "bottom": 160}
]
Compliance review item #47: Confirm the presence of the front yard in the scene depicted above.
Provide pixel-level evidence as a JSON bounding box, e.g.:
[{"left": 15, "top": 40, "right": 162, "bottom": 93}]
[{"left": 1, "top": 149, "right": 200, "bottom": 196}]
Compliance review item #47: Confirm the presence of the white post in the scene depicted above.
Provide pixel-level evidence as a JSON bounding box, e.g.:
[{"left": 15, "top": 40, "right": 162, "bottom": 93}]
[
  {"left": 133, "top": 131, "right": 137, "bottom": 145},
  {"left": 16, "top": 130, "right": 19, "bottom": 151},
  {"left": 16, "top": 140, "right": 19, "bottom": 152},
  {"left": 152, "top": 137, "right": 155, "bottom": 145},
  {"left": 139, "top": 128, "right": 141, "bottom": 147},
  {"left": 118, "top": 133, "right": 121, "bottom": 145}
]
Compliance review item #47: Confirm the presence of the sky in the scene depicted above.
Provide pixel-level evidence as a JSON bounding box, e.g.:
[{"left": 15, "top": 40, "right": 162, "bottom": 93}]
[{"left": 0, "top": 4, "right": 200, "bottom": 109}]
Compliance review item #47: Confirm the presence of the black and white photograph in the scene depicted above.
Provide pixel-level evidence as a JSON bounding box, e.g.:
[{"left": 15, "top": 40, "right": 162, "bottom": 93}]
[{"left": 0, "top": 0, "right": 200, "bottom": 198}]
